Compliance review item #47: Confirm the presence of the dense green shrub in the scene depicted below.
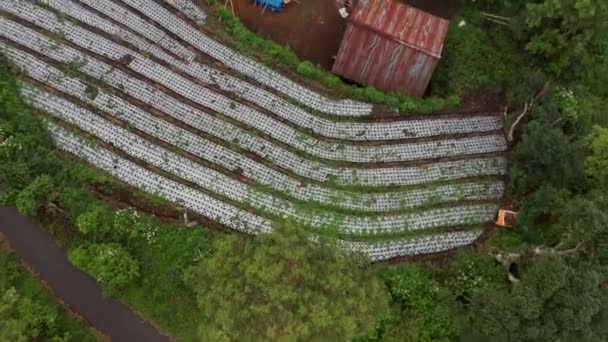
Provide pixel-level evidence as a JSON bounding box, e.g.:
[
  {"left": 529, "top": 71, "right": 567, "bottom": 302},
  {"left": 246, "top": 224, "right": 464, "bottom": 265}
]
[
  {"left": 0, "top": 251, "right": 97, "bottom": 341},
  {"left": 432, "top": 10, "right": 526, "bottom": 97},
  {"left": 585, "top": 126, "right": 608, "bottom": 188},
  {"left": 382, "top": 265, "right": 459, "bottom": 342},
  {"left": 447, "top": 250, "right": 506, "bottom": 303},
  {"left": 184, "top": 221, "right": 387, "bottom": 341},
  {"left": 15, "top": 174, "right": 53, "bottom": 216},
  {"left": 69, "top": 243, "right": 140, "bottom": 294},
  {"left": 513, "top": 185, "right": 569, "bottom": 244},
  {"left": 464, "top": 257, "right": 608, "bottom": 341},
  {"left": 510, "top": 121, "right": 586, "bottom": 201}
]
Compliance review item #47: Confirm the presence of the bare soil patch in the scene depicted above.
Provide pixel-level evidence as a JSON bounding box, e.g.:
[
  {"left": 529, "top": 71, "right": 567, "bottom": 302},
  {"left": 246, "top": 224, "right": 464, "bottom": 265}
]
[{"left": 230, "top": 0, "right": 346, "bottom": 70}]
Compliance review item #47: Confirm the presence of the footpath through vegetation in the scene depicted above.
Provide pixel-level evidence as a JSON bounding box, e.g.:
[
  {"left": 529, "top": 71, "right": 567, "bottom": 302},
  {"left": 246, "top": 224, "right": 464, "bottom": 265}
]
[{"left": 0, "top": 208, "right": 171, "bottom": 342}]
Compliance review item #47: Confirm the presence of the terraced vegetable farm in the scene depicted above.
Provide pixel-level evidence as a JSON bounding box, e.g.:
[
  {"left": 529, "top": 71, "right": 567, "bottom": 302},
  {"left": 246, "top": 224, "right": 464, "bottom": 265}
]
[{"left": 0, "top": 0, "right": 508, "bottom": 260}]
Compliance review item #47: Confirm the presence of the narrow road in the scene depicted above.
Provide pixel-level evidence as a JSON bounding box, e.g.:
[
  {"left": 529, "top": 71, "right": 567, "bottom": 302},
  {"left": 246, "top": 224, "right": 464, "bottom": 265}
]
[{"left": 0, "top": 208, "right": 172, "bottom": 342}]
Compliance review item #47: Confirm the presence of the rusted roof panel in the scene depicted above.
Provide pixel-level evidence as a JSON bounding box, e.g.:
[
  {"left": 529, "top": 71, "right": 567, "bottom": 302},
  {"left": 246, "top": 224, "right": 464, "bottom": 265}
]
[{"left": 332, "top": 0, "right": 449, "bottom": 97}]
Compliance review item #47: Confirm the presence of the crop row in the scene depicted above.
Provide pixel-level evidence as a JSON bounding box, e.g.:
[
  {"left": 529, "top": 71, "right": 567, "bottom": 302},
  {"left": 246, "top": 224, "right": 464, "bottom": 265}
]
[
  {"left": 46, "top": 119, "right": 483, "bottom": 260},
  {"left": 6, "top": 0, "right": 505, "bottom": 147},
  {"left": 0, "top": 23, "right": 507, "bottom": 189},
  {"left": 22, "top": 84, "right": 497, "bottom": 235}
]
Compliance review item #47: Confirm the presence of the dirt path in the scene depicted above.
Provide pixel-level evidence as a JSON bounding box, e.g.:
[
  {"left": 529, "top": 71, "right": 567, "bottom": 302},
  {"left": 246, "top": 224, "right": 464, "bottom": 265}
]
[{"left": 0, "top": 208, "right": 172, "bottom": 342}]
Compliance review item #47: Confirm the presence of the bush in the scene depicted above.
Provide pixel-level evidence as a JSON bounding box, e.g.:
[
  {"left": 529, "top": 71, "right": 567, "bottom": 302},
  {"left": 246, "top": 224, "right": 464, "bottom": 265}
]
[
  {"left": 383, "top": 265, "right": 459, "bottom": 342},
  {"left": 15, "top": 175, "right": 54, "bottom": 216},
  {"left": 184, "top": 222, "right": 387, "bottom": 341},
  {"left": 0, "top": 251, "right": 96, "bottom": 341},
  {"left": 514, "top": 185, "right": 569, "bottom": 244},
  {"left": 69, "top": 243, "right": 140, "bottom": 294},
  {"left": 510, "top": 121, "right": 586, "bottom": 201},
  {"left": 75, "top": 205, "right": 109, "bottom": 237},
  {"left": 432, "top": 10, "right": 526, "bottom": 97},
  {"left": 447, "top": 250, "right": 506, "bottom": 303}
]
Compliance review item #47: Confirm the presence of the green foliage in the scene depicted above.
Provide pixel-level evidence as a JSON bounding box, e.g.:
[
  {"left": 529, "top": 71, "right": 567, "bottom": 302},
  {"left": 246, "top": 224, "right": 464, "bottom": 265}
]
[
  {"left": 382, "top": 265, "right": 459, "bottom": 342},
  {"left": 514, "top": 185, "right": 569, "bottom": 244},
  {"left": 15, "top": 174, "right": 54, "bottom": 216},
  {"left": 510, "top": 121, "right": 586, "bottom": 201},
  {"left": 112, "top": 208, "right": 158, "bottom": 243},
  {"left": 523, "top": 0, "right": 608, "bottom": 80},
  {"left": 76, "top": 206, "right": 158, "bottom": 245},
  {"left": 69, "top": 243, "right": 140, "bottom": 294},
  {"left": 433, "top": 10, "right": 526, "bottom": 97},
  {"left": 553, "top": 87, "right": 605, "bottom": 137},
  {"left": 0, "top": 287, "right": 58, "bottom": 342},
  {"left": 122, "top": 226, "right": 214, "bottom": 340},
  {"left": 465, "top": 257, "right": 608, "bottom": 342},
  {"left": 184, "top": 221, "right": 387, "bottom": 341},
  {"left": 447, "top": 250, "right": 505, "bottom": 303},
  {"left": 75, "top": 205, "right": 108, "bottom": 237},
  {"left": 0, "top": 251, "right": 97, "bottom": 341},
  {"left": 585, "top": 125, "right": 608, "bottom": 188},
  {"left": 554, "top": 194, "right": 608, "bottom": 264}
]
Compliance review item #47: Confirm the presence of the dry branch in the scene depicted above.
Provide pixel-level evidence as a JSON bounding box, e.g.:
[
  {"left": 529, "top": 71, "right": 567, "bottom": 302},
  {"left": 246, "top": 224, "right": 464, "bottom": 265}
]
[{"left": 506, "top": 82, "right": 552, "bottom": 142}]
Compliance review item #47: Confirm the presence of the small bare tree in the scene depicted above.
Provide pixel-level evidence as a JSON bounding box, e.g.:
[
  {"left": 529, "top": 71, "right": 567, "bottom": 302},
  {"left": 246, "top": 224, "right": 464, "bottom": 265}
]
[{"left": 504, "top": 82, "right": 552, "bottom": 142}]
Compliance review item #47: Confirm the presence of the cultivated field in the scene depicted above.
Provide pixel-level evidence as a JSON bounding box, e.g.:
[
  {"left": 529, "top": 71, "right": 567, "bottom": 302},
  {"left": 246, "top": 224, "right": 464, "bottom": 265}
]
[{"left": 0, "top": 0, "right": 508, "bottom": 260}]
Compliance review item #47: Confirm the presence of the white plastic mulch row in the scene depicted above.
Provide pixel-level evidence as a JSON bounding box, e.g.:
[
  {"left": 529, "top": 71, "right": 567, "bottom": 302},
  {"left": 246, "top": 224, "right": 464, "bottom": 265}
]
[
  {"left": 0, "top": 24, "right": 507, "bottom": 188},
  {"left": 77, "top": 0, "right": 502, "bottom": 140},
  {"left": 117, "top": 0, "right": 375, "bottom": 117},
  {"left": 1, "top": 44, "right": 505, "bottom": 216},
  {"left": 69, "top": 0, "right": 503, "bottom": 142},
  {"left": 46, "top": 120, "right": 269, "bottom": 234},
  {"left": 3, "top": 0, "right": 506, "bottom": 160},
  {"left": 21, "top": 83, "right": 498, "bottom": 234},
  {"left": 163, "top": 0, "right": 207, "bottom": 25},
  {"left": 46, "top": 120, "right": 483, "bottom": 260}
]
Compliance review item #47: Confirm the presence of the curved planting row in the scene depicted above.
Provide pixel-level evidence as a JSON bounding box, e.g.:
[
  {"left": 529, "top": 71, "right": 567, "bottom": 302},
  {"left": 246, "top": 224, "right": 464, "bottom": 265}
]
[
  {"left": 0, "top": 0, "right": 507, "bottom": 259},
  {"left": 5, "top": 0, "right": 504, "bottom": 145},
  {"left": 46, "top": 120, "right": 483, "bottom": 261}
]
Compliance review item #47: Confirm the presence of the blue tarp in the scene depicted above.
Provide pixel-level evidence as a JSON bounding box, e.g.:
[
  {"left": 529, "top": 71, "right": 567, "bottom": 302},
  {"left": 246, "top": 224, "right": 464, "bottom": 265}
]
[{"left": 249, "top": 0, "right": 284, "bottom": 11}]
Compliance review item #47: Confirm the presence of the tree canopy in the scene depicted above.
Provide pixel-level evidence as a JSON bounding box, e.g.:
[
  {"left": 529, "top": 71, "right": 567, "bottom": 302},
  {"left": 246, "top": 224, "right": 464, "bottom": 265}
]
[
  {"left": 465, "top": 257, "right": 608, "bottom": 342},
  {"left": 184, "top": 222, "right": 388, "bottom": 341}
]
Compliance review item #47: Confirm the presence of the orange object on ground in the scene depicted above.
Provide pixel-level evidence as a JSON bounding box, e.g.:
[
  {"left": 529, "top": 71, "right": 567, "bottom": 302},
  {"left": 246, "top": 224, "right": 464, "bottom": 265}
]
[{"left": 495, "top": 209, "right": 518, "bottom": 228}]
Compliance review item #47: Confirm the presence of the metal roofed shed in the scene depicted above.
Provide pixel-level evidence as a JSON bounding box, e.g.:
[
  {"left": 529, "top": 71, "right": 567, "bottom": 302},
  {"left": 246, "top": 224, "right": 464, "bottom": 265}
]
[{"left": 332, "top": 0, "right": 450, "bottom": 97}]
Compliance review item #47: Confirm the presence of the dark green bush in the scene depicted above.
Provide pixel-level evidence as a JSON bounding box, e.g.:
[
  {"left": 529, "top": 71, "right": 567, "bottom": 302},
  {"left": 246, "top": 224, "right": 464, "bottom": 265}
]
[{"left": 510, "top": 121, "right": 587, "bottom": 201}]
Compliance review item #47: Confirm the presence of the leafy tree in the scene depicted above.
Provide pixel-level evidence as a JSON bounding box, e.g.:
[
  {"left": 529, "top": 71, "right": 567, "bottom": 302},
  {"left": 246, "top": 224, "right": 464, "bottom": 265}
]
[
  {"left": 76, "top": 207, "right": 158, "bottom": 244},
  {"left": 465, "top": 257, "right": 608, "bottom": 341},
  {"left": 447, "top": 250, "right": 506, "bottom": 303},
  {"left": 585, "top": 125, "right": 608, "bottom": 188},
  {"left": 0, "top": 287, "right": 58, "bottom": 342},
  {"left": 510, "top": 121, "right": 586, "bottom": 200},
  {"left": 184, "top": 222, "right": 388, "bottom": 341},
  {"left": 514, "top": 185, "right": 570, "bottom": 244},
  {"left": 523, "top": 0, "right": 608, "bottom": 80},
  {"left": 69, "top": 243, "right": 140, "bottom": 294},
  {"left": 381, "top": 265, "right": 459, "bottom": 342},
  {"left": 553, "top": 195, "right": 608, "bottom": 264},
  {"left": 112, "top": 208, "right": 158, "bottom": 244},
  {"left": 15, "top": 174, "right": 54, "bottom": 216},
  {"left": 75, "top": 205, "right": 109, "bottom": 238}
]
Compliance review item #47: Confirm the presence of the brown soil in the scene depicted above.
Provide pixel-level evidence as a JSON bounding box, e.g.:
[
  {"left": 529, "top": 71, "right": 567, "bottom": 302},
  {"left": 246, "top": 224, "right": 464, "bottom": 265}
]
[
  {"left": 228, "top": 0, "right": 459, "bottom": 71},
  {"left": 230, "top": 0, "right": 346, "bottom": 70}
]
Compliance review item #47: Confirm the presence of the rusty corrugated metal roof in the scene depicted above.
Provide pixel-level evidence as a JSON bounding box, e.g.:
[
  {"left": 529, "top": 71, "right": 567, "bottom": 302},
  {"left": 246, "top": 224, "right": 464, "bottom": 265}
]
[{"left": 332, "top": 0, "right": 449, "bottom": 97}]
